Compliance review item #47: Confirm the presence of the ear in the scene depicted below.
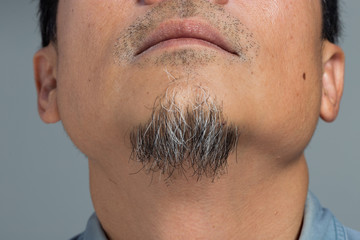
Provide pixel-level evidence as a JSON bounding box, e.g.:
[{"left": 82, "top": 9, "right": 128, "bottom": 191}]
[
  {"left": 320, "top": 41, "right": 345, "bottom": 122},
  {"left": 33, "top": 44, "right": 60, "bottom": 123}
]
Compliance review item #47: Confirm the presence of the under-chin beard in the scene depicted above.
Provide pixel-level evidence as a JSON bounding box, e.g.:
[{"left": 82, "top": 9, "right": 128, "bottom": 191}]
[{"left": 129, "top": 85, "right": 239, "bottom": 183}]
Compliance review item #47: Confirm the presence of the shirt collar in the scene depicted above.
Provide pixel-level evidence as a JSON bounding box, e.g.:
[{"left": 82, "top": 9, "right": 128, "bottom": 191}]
[
  {"left": 299, "top": 191, "right": 346, "bottom": 240},
  {"left": 81, "top": 213, "right": 107, "bottom": 240}
]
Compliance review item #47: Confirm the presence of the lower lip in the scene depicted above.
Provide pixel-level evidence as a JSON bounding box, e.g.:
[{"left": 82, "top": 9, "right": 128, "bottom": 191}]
[{"left": 137, "top": 38, "right": 234, "bottom": 56}]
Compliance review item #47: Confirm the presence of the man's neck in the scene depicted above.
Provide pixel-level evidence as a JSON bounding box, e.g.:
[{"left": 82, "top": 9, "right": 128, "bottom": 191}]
[{"left": 89, "top": 154, "right": 308, "bottom": 240}]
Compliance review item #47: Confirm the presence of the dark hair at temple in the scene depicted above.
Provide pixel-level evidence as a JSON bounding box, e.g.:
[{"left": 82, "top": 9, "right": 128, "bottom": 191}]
[
  {"left": 38, "top": 0, "right": 341, "bottom": 47},
  {"left": 322, "top": 0, "right": 341, "bottom": 43},
  {"left": 38, "top": 0, "right": 58, "bottom": 47}
]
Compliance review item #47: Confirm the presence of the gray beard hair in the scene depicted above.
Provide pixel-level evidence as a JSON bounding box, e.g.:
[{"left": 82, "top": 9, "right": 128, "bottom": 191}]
[{"left": 129, "top": 84, "right": 239, "bottom": 183}]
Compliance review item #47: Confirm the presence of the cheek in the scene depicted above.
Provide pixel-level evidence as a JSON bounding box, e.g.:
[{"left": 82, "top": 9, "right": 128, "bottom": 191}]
[
  {"left": 55, "top": 1, "right": 129, "bottom": 124},
  {"left": 55, "top": 1, "right": 151, "bottom": 159},
  {"left": 248, "top": 0, "right": 323, "bottom": 122},
  {"left": 225, "top": 0, "right": 323, "bottom": 157},
  {"left": 251, "top": 61, "right": 323, "bottom": 158}
]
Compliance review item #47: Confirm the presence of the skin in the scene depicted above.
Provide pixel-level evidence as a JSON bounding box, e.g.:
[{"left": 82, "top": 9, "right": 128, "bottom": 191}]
[{"left": 34, "top": 0, "right": 345, "bottom": 239}]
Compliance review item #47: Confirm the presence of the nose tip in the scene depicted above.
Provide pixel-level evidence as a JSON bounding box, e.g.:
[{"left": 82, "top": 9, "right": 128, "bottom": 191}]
[{"left": 143, "top": 0, "right": 229, "bottom": 5}]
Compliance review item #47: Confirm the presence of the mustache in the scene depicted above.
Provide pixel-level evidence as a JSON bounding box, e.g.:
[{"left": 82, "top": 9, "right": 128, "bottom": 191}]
[{"left": 114, "top": 0, "right": 259, "bottom": 63}]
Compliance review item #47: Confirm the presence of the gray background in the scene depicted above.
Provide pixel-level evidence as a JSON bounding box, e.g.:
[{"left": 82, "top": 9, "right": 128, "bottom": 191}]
[{"left": 0, "top": 0, "right": 359, "bottom": 239}]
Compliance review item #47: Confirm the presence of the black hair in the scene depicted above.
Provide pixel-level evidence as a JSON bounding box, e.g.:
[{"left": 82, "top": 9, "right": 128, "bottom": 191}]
[
  {"left": 38, "top": 0, "right": 341, "bottom": 47},
  {"left": 38, "top": 0, "right": 58, "bottom": 47},
  {"left": 322, "top": 0, "right": 341, "bottom": 43}
]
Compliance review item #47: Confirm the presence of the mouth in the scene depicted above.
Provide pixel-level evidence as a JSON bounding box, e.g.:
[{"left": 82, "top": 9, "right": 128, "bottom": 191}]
[{"left": 135, "top": 19, "right": 239, "bottom": 57}]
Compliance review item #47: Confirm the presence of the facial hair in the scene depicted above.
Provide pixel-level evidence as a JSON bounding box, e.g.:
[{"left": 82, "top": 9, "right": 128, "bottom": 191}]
[
  {"left": 121, "top": 0, "right": 252, "bottom": 183},
  {"left": 130, "top": 83, "right": 239, "bottom": 183},
  {"left": 114, "top": 0, "right": 259, "bottom": 67}
]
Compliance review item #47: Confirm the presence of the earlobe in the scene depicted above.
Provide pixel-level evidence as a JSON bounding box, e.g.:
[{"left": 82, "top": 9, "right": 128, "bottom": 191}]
[
  {"left": 320, "top": 41, "right": 345, "bottom": 122},
  {"left": 33, "top": 45, "right": 60, "bottom": 123}
]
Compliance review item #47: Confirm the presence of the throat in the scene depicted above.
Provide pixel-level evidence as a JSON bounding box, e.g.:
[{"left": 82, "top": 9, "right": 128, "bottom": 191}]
[{"left": 89, "top": 155, "right": 308, "bottom": 240}]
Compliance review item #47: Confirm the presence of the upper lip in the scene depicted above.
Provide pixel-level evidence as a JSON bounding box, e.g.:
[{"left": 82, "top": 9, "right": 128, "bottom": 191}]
[{"left": 135, "top": 19, "right": 238, "bottom": 56}]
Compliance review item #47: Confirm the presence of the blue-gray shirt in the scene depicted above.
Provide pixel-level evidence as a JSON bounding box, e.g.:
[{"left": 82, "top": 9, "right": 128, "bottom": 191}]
[{"left": 71, "top": 191, "right": 360, "bottom": 240}]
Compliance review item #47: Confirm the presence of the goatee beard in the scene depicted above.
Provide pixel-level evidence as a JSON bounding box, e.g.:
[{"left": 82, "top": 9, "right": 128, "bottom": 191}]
[{"left": 130, "top": 84, "right": 239, "bottom": 183}]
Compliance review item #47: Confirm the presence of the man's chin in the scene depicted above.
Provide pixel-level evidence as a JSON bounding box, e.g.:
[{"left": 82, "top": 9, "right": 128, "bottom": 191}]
[{"left": 128, "top": 84, "right": 239, "bottom": 183}]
